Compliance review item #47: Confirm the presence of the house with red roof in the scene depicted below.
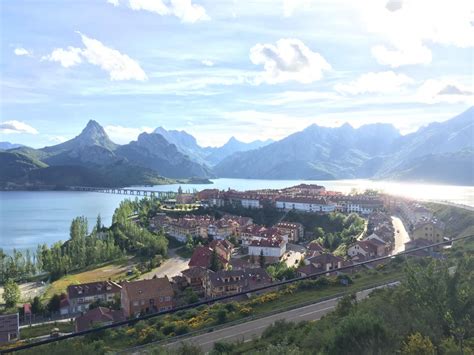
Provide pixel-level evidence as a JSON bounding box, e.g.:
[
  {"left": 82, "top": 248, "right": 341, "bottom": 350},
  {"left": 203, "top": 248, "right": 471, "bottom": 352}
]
[
  {"left": 188, "top": 245, "right": 229, "bottom": 270},
  {"left": 75, "top": 307, "right": 125, "bottom": 332}
]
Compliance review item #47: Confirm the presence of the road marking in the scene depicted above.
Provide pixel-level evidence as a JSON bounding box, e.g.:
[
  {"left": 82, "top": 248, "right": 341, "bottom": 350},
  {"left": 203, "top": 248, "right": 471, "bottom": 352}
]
[{"left": 171, "top": 305, "right": 337, "bottom": 348}]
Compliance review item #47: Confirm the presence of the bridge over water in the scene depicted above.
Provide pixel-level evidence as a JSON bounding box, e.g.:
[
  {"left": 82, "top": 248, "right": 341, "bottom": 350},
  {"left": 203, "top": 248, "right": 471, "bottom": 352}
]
[{"left": 70, "top": 186, "right": 177, "bottom": 199}]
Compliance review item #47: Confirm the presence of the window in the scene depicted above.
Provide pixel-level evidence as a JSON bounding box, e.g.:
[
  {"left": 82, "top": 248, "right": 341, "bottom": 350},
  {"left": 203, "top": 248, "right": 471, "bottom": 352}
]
[{"left": 133, "top": 301, "right": 139, "bottom": 306}]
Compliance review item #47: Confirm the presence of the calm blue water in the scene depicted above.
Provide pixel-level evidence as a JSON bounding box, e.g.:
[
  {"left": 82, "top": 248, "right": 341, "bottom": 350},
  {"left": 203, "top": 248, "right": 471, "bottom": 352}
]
[{"left": 0, "top": 178, "right": 472, "bottom": 252}]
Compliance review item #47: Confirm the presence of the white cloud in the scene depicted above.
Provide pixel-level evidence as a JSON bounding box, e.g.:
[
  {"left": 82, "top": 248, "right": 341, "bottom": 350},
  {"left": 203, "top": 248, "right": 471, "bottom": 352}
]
[
  {"left": 125, "top": 0, "right": 209, "bottom": 23},
  {"left": 79, "top": 33, "right": 148, "bottom": 81},
  {"left": 104, "top": 125, "right": 154, "bottom": 144},
  {"left": 334, "top": 71, "right": 415, "bottom": 95},
  {"left": 416, "top": 79, "right": 474, "bottom": 104},
  {"left": 47, "top": 135, "right": 68, "bottom": 143},
  {"left": 44, "top": 33, "right": 147, "bottom": 81},
  {"left": 282, "top": 0, "right": 312, "bottom": 17},
  {"left": 249, "top": 38, "right": 331, "bottom": 84},
  {"left": 357, "top": 0, "right": 474, "bottom": 67},
  {"left": 14, "top": 48, "right": 31, "bottom": 56},
  {"left": 0, "top": 120, "right": 39, "bottom": 134},
  {"left": 201, "top": 59, "right": 214, "bottom": 67},
  {"left": 107, "top": 0, "right": 120, "bottom": 6},
  {"left": 44, "top": 47, "right": 83, "bottom": 68},
  {"left": 371, "top": 44, "right": 432, "bottom": 67}
]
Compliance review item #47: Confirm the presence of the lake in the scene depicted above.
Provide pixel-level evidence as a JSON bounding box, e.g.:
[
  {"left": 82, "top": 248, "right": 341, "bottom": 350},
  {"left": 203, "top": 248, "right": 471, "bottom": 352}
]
[{"left": 0, "top": 178, "right": 473, "bottom": 252}]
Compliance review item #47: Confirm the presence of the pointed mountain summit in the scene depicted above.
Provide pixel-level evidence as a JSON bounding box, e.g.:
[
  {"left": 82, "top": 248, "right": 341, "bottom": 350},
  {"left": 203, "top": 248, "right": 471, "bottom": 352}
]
[
  {"left": 37, "top": 120, "right": 118, "bottom": 166},
  {"left": 43, "top": 120, "right": 118, "bottom": 154}
]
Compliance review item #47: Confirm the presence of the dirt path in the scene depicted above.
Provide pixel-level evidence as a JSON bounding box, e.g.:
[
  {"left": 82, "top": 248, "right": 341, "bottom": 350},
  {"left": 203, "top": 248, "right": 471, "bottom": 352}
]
[{"left": 139, "top": 248, "right": 189, "bottom": 280}]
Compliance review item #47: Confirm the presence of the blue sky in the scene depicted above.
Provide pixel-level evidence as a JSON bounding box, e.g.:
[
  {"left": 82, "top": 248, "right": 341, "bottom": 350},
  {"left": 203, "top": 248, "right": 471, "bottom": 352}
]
[{"left": 1, "top": 0, "right": 473, "bottom": 147}]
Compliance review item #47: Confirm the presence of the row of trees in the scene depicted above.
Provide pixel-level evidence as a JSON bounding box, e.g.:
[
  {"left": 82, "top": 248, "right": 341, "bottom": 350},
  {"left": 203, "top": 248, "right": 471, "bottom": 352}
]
[
  {"left": 1, "top": 197, "right": 169, "bottom": 284},
  {"left": 0, "top": 249, "right": 37, "bottom": 283},
  {"left": 37, "top": 216, "right": 123, "bottom": 281}
]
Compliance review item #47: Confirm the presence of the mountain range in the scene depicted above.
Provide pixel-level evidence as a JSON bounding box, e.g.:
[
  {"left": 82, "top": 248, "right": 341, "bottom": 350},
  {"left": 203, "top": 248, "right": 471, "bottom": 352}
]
[
  {"left": 215, "top": 106, "right": 474, "bottom": 185},
  {"left": 1, "top": 107, "right": 472, "bottom": 188}
]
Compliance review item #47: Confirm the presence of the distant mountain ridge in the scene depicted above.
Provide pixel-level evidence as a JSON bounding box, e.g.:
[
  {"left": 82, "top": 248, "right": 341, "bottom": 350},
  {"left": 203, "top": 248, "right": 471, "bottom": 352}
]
[
  {"left": 1, "top": 107, "right": 472, "bottom": 188},
  {"left": 0, "top": 142, "right": 25, "bottom": 150},
  {"left": 153, "top": 127, "right": 273, "bottom": 166},
  {"left": 2, "top": 120, "right": 213, "bottom": 188},
  {"left": 214, "top": 107, "right": 474, "bottom": 184}
]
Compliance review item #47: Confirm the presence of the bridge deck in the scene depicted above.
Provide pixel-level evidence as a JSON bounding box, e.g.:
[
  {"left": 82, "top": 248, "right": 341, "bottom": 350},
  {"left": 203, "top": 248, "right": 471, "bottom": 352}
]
[{"left": 70, "top": 186, "right": 177, "bottom": 198}]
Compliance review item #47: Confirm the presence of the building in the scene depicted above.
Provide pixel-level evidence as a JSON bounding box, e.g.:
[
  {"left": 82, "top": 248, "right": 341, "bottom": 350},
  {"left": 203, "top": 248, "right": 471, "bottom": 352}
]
[
  {"left": 207, "top": 220, "right": 233, "bottom": 240},
  {"left": 166, "top": 215, "right": 213, "bottom": 242},
  {"left": 204, "top": 268, "right": 272, "bottom": 298},
  {"left": 363, "top": 234, "right": 389, "bottom": 256},
  {"left": 181, "top": 267, "right": 208, "bottom": 296},
  {"left": 248, "top": 237, "right": 287, "bottom": 263},
  {"left": 188, "top": 244, "right": 230, "bottom": 270},
  {"left": 209, "top": 240, "right": 234, "bottom": 261},
  {"left": 297, "top": 253, "right": 345, "bottom": 277},
  {"left": 205, "top": 269, "right": 246, "bottom": 298},
  {"left": 75, "top": 307, "right": 125, "bottom": 332},
  {"left": 304, "top": 253, "right": 344, "bottom": 272},
  {"left": 276, "top": 197, "right": 336, "bottom": 213},
  {"left": 66, "top": 281, "right": 122, "bottom": 314},
  {"left": 347, "top": 240, "right": 378, "bottom": 259},
  {"left": 306, "top": 241, "right": 325, "bottom": 254},
  {"left": 275, "top": 222, "right": 304, "bottom": 242},
  {"left": 121, "top": 277, "right": 174, "bottom": 318},
  {"left": 0, "top": 314, "right": 19, "bottom": 344},
  {"left": 412, "top": 219, "right": 445, "bottom": 243},
  {"left": 344, "top": 197, "right": 384, "bottom": 215}
]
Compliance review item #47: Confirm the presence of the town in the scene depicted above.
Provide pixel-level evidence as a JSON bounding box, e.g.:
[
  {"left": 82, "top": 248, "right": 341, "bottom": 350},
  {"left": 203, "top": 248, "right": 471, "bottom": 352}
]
[{"left": 0, "top": 184, "right": 456, "bottom": 348}]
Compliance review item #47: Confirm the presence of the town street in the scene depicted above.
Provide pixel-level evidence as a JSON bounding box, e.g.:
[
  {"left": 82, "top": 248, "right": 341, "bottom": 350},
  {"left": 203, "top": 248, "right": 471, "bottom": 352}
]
[
  {"left": 139, "top": 248, "right": 189, "bottom": 280},
  {"left": 391, "top": 216, "right": 411, "bottom": 254},
  {"left": 163, "top": 282, "right": 399, "bottom": 353}
]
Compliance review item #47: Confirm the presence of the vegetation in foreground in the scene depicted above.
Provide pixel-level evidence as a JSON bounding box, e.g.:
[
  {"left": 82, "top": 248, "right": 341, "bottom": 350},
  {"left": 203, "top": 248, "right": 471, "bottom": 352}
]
[
  {"left": 206, "top": 241, "right": 474, "bottom": 355},
  {"left": 10, "top": 238, "right": 472, "bottom": 355},
  {"left": 9, "top": 257, "right": 407, "bottom": 354}
]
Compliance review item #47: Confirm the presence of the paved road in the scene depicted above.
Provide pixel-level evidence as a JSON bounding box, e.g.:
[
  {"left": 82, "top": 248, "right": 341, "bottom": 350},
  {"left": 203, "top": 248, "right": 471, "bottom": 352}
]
[
  {"left": 164, "top": 283, "right": 398, "bottom": 353},
  {"left": 139, "top": 248, "right": 189, "bottom": 280},
  {"left": 391, "top": 216, "right": 411, "bottom": 254}
]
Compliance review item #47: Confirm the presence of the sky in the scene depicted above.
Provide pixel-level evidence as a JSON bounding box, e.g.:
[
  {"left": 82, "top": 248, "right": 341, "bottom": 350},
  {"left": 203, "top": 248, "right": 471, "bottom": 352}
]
[{"left": 1, "top": 0, "right": 473, "bottom": 147}]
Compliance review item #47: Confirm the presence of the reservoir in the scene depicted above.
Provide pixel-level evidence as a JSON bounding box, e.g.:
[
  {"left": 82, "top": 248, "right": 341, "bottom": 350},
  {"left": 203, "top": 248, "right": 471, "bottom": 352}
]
[{"left": 0, "top": 178, "right": 472, "bottom": 252}]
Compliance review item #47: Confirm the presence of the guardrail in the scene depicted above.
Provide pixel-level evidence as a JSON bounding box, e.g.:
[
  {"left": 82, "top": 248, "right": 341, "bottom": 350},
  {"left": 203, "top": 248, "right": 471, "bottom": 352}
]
[
  {"left": 117, "top": 278, "right": 401, "bottom": 354},
  {"left": 2, "top": 234, "right": 471, "bottom": 354}
]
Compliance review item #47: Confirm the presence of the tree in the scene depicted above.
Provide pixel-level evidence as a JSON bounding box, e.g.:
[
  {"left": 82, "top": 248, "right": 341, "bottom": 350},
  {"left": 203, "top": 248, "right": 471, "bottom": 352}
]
[
  {"left": 47, "top": 293, "right": 62, "bottom": 313},
  {"left": 31, "top": 296, "right": 44, "bottom": 315},
  {"left": 401, "top": 333, "right": 435, "bottom": 355},
  {"left": 259, "top": 250, "right": 266, "bottom": 268},
  {"left": 3, "top": 279, "right": 20, "bottom": 308},
  {"left": 313, "top": 227, "right": 324, "bottom": 240},
  {"left": 209, "top": 248, "right": 222, "bottom": 272},
  {"left": 96, "top": 214, "right": 103, "bottom": 233}
]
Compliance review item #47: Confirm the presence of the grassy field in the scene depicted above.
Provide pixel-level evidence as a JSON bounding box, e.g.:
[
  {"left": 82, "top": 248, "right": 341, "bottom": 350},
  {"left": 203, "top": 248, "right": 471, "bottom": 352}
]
[
  {"left": 43, "top": 259, "right": 130, "bottom": 300},
  {"left": 20, "top": 321, "right": 74, "bottom": 339},
  {"left": 252, "top": 268, "right": 404, "bottom": 315}
]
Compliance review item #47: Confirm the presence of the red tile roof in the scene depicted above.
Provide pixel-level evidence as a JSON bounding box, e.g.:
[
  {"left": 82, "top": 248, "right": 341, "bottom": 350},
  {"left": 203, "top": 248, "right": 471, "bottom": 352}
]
[
  {"left": 188, "top": 246, "right": 227, "bottom": 268},
  {"left": 75, "top": 307, "right": 125, "bottom": 332}
]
